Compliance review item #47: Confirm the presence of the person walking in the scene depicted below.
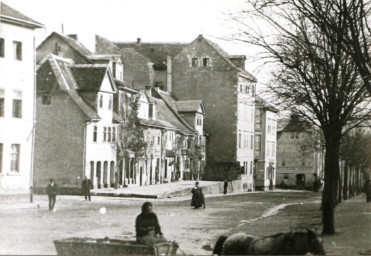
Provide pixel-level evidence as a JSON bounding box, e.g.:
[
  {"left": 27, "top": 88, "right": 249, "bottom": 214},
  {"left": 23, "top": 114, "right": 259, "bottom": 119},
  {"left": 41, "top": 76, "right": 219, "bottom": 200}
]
[
  {"left": 191, "top": 182, "right": 205, "bottom": 209},
  {"left": 82, "top": 176, "right": 92, "bottom": 201},
  {"left": 46, "top": 178, "right": 58, "bottom": 210},
  {"left": 135, "top": 202, "right": 167, "bottom": 246},
  {"left": 224, "top": 180, "right": 228, "bottom": 194}
]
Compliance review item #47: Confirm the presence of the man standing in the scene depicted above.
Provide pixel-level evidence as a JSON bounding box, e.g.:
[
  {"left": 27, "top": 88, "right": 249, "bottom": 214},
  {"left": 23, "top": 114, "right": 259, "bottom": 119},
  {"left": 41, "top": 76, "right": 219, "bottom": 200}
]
[
  {"left": 224, "top": 180, "right": 228, "bottom": 194},
  {"left": 46, "top": 179, "right": 58, "bottom": 210},
  {"left": 82, "top": 176, "right": 92, "bottom": 201}
]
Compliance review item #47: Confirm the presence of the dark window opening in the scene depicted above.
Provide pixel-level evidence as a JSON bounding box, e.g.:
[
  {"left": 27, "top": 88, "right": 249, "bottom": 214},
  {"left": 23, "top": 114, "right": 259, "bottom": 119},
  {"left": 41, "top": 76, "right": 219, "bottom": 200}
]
[
  {"left": 93, "top": 126, "right": 97, "bottom": 142},
  {"left": 0, "top": 89, "right": 4, "bottom": 117},
  {"left": 191, "top": 57, "right": 198, "bottom": 67},
  {"left": 42, "top": 92, "right": 51, "bottom": 105},
  {"left": 149, "top": 104, "right": 153, "bottom": 119},
  {"left": 0, "top": 38, "right": 4, "bottom": 58},
  {"left": 13, "top": 41, "right": 22, "bottom": 61},
  {"left": 12, "top": 99, "right": 22, "bottom": 118},
  {"left": 203, "top": 57, "right": 209, "bottom": 67}
]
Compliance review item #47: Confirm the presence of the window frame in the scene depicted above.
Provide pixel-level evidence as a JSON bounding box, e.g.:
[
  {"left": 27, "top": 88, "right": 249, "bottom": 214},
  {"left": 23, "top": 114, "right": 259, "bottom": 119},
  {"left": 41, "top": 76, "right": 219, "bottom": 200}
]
[
  {"left": 0, "top": 89, "right": 4, "bottom": 117},
  {"left": 10, "top": 144, "right": 20, "bottom": 172},
  {"left": 12, "top": 90, "right": 22, "bottom": 119},
  {"left": 191, "top": 57, "right": 198, "bottom": 67},
  {"left": 0, "top": 38, "right": 4, "bottom": 58},
  {"left": 13, "top": 41, "right": 22, "bottom": 61}
]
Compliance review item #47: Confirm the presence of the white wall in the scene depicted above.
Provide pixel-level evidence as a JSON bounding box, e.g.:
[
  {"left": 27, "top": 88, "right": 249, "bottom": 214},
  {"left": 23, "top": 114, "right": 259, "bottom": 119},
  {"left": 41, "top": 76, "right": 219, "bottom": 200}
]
[{"left": 0, "top": 22, "right": 37, "bottom": 194}]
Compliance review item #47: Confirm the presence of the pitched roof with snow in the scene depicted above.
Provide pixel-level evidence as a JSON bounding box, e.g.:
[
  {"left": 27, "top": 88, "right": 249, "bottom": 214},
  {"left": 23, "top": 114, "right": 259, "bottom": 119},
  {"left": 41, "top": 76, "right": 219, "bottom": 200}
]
[{"left": 1, "top": 2, "right": 44, "bottom": 28}]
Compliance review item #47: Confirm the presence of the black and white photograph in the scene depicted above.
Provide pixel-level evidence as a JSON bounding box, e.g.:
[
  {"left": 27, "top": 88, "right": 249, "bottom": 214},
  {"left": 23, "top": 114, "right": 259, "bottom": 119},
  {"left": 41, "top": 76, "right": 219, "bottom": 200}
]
[{"left": 0, "top": 0, "right": 370, "bottom": 255}]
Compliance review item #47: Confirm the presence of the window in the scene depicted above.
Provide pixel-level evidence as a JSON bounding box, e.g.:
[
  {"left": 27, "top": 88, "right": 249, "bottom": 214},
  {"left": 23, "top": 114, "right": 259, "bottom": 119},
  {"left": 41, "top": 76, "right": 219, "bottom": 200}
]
[
  {"left": 284, "top": 174, "right": 288, "bottom": 179},
  {"left": 0, "top": 143, "right": 3, "bottom": 173},
  {"left": 291, "top": 133, "right": 295, "bottom": 139},
  {"left": 282, "top": 159, "right": 286, "bottom": 166},
  {"left": 99, "top": 95, "right": 103, "bottom": 109},
  {"left": 202, "top": 57, "right": 209, "bottom": 67},
  {"left": 251, "top": 135, "right": 253, "bottom": 149},
  {"left": 108, "top": 127, "right": 111, "bottom": 142},
  {"left": 250, "top": 161, "right": 253, "bottom": 174},
  {"left": 108, "top": 96, "right": 112, "bottom": 110},
  {"left": 191, "top": 57, "right": 198, "bottom": 67},
  {"left": 112, "top": 127, "right": 116, "bottom": 142},
  {"left": 13, "top": 41, "right": 22, "bottom": 60},
  {"left": 238, "top": 133, "right": 241, "bottom": 148},
  {"left": 42, "top": 92, "right": 51, "bottom": 105},
  {"left": 0, "top": 89, "right": 4, "bottom": 117},
  {"left": 272, "top": 142, "right": 276, "bottom": 156},
  {"left": 103, "top": 127, "right": 107, "bottom": 142},
  {"left": 0, "top": 38, "right": 4, "bottom": 58},
  {"left": 302, "top": 158, "right": 305, "bottom": 166},
  {"left": 10, "top": 144, "right": 20, "bottom": 172},
  {"left": 93, "top": 126, "right": 97, "bottom": 142},
  {"left": 12, "top": 90, "right": 22, "bottom": 118},
  {"left": 295, "top": 133, "right": 300, "bottom": 139},
  {"left": 149, "top": 104, "right": 153, "bottom": 119},
  {"left": 255, "top": 109, "right": 262, "bottom": 128},
  {"left": 255, "top": 135, "right": 261, "bottom": 153}
]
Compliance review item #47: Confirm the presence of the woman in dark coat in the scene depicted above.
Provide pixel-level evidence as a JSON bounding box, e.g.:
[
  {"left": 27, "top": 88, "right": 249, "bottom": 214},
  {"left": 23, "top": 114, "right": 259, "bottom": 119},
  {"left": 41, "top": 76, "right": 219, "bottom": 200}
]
[
  {"left": 135, "top": 202, "right": 167, "bottom": 246},
  {"left": 191, "top": 182, "right": 205, "bottom": 209}
]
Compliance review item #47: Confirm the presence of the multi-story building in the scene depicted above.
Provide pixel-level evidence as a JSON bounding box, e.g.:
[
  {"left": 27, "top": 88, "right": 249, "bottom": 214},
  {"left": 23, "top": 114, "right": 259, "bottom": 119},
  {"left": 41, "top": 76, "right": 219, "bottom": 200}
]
[
  {"left": 276, "top": 117, "right": 324, "bottom": 188},
  {"left": 171, "top": 35, "right": 256, "bottom": 188},
  {"left": 0, "top": 3, "right": 43, "bottom": 194},
  {"left": 254, "top": 96, "right": 278, "bottom": 190}
]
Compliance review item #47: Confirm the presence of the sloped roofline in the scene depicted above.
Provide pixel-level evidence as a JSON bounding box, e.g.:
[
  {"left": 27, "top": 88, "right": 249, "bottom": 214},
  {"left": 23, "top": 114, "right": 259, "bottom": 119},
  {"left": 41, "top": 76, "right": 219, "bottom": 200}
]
[
  {"left": 1, "top": 2, "right": 44, "bottom": 28},
  {"left": 37, "top": 32, "right": 92, "bottom": 62}
]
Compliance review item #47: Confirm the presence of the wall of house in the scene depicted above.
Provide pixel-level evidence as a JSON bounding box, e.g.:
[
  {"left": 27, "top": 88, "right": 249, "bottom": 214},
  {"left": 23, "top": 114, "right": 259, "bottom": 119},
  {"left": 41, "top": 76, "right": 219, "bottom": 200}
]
[
  {"left": 36, "top": 34, "right": 88, "bottom": 64},
  {"left": 276, "top": 131, "right": 320, "bottom": 188},
  {"left": 0, "top": 22, "right": 37, "bottom": 194},
  {"left": 172, "top": 39, "right": 239, "bottom": 177},
  {"left": 34, "top": 91, "right": 85, "bottom": 193}
]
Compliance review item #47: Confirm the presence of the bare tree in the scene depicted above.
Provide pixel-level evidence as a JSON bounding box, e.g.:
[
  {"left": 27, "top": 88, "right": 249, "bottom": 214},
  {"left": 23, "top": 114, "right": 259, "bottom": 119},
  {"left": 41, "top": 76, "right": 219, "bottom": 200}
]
[{"left": 234, "top": 0, "right": 371, "bottom": 234}]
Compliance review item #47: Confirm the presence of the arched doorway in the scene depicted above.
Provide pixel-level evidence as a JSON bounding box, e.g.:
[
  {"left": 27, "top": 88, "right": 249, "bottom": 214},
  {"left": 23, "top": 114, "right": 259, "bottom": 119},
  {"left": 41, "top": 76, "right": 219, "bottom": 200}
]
[
  {"left": 103, "top": 161, "right": 108, "bottom": 188},
  {"left": 96, "top": 161, "right": 101, "bottom": 189},
  {"left": 296, "top": 174, "right": 306, "bottom": 188}
]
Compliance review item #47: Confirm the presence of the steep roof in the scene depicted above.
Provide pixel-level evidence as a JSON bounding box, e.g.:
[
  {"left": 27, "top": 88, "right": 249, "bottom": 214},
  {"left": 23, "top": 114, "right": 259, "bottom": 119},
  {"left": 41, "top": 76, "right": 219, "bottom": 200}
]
[
  {"left": 194, "top": 35, "right": 256, "bottom": 82},
  {"left": 69, "top": 64, "right": 110, "bottom": 91},
  {"left": 95, "top": 34, "right": 121, "bottom": 54},
  {"left": 37, "top": 32, "right": 92, "bottom": 61},
  {"left": 1, "top": 2, "right": 44, "bottom": 28},
  {"left": 255, "top": 96, "right": 279, "bottom": 113},
  {"left": 38, "top": 55, "right": 100, "bottom": 120},
  {"left": 114, "top": 40, "right": 187, "bottom": 65},
  {"left": 152, "top": 89, "right": 196, "bottom": 134},
  {"left": 175, "top": 100, "right": 204, "bottom": 113}
]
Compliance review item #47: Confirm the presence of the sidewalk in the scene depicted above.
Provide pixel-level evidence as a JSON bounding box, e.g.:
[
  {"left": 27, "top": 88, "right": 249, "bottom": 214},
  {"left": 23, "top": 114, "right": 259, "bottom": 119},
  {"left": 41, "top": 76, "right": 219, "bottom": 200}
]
[
  {"left": 323, "top": 194, "right": 371, "bottom": 255},
  {"left": 91, "top": 180, "right": 224, "bottom": 198}
]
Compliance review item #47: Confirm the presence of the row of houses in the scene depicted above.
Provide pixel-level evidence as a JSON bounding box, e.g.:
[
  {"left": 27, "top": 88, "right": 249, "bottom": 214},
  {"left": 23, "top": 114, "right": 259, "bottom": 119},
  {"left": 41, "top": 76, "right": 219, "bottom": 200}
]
[{"left": 0, "top": 2, "right": 324, "bottom": 195}]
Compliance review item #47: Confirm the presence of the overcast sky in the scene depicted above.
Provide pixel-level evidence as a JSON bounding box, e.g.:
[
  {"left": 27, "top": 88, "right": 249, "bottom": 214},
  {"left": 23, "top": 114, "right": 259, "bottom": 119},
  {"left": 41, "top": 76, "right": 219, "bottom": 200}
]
[{"left": 3, "top": 0, "right": 271, "bottom": 84}]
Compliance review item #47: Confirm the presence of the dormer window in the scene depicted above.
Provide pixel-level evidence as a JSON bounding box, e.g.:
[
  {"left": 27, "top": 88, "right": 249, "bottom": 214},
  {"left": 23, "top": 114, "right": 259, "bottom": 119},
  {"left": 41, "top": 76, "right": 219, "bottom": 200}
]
[
  {"left": 202, "top": 57, "right": 209, "bottom": 67},
  {"left": 192, "top": 57, "right": 198, "bottom": 67},
  {"left": 108, "top": 96, "right": 112, "bottom": 110},
  {"left": 149, "top": 103, "right": 154, "bottom": 119},
  {"left": 99, "top": 94, "right": 103, "bottom": 109}
]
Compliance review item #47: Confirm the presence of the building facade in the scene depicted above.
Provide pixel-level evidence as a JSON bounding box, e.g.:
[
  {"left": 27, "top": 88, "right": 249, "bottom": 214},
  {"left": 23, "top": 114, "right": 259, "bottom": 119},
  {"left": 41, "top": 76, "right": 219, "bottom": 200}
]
[
  {"left": 171, "top": 35, "right": 256, "bottom": 188},
  {"left": 254, "top": 96, "right": 278, "bottom": 190},
  {"left": 0, "top": 3, "right": 43, "bottom": 194},
  {"left": 276, "top": 118, "right": 324, "bottom": 188}
]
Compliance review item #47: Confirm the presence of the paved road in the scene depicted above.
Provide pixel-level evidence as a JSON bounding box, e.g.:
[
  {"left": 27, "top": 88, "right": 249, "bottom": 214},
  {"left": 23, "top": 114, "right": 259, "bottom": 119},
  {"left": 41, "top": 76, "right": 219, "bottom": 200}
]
[{"left": 0, "top": 190, "right": 322, "bottom": 255}]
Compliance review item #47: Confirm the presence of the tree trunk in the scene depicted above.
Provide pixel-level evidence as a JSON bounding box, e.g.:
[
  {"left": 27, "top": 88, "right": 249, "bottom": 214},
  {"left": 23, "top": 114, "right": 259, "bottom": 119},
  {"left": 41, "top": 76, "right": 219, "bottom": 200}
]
[
  {"left": 322, "top": 133, "right": 341, "bottom": 235},
  {"left": 343, "top": 161, "right": 348, "bottom": 200}
]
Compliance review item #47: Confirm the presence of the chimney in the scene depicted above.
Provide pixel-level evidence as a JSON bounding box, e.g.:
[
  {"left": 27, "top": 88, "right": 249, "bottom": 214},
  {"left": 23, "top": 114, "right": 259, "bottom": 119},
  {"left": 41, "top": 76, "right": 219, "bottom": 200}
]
[
  {"left": 137, "top": 38, "right": 141, "bottom": 45},
  {"left": 148, "top": 62, "right": 154, "bottom": 86},
  {"left": 166, "top": 55, "right": 172, "bottom": 94}
]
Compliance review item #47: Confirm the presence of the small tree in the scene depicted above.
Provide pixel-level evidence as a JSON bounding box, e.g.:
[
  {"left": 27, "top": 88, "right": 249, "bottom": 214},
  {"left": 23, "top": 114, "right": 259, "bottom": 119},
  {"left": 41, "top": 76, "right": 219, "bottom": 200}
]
[{"left": 116, "top": 93, "right": 147, "bottom": 186}]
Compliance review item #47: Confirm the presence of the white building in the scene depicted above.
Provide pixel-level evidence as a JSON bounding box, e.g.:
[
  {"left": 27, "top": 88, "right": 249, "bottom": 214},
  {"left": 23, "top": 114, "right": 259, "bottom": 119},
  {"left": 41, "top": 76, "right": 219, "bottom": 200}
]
[
  {"left": 254, "top": 96, "right": 278, "bottom": 190},
  {"left": 0, "top": 3, "right": 43, "bottom": 194}
]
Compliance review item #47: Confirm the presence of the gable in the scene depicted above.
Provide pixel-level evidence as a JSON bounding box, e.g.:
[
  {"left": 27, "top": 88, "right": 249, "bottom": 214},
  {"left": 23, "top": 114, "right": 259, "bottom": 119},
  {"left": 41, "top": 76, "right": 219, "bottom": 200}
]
[{"left": 99, "top": 72, "right": 115, "bottom": 93}]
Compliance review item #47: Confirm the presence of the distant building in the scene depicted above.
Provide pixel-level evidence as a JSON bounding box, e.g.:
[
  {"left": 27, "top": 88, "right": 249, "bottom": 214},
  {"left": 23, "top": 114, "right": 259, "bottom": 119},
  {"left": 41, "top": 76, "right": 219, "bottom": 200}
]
[
  {"left": 254, "top": 96, "right": 279, "bottom": 190},
  {"left": 276, "top": 117, "right": 324, "bottom": 188},
  {"left": 0, "top": 2, "right": 44, "bottom": 194}
]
